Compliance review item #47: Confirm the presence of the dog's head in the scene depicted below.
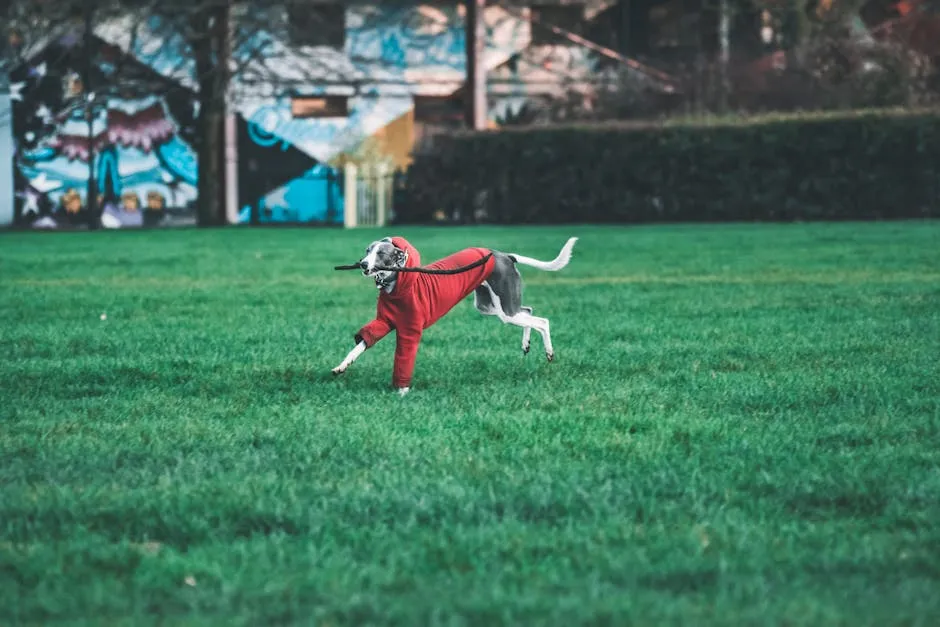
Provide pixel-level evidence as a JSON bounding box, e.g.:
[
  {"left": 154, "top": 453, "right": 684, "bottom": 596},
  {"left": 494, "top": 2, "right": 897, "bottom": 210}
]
[{"left": 359, "top": 237, "right": 408, "bottom": 290}]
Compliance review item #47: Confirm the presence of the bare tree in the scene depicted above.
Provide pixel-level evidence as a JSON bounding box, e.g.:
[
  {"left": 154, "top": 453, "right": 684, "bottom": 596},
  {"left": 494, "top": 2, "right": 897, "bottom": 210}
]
[{"left": 109, "top": 0, "right": 237, "bottom": 226}]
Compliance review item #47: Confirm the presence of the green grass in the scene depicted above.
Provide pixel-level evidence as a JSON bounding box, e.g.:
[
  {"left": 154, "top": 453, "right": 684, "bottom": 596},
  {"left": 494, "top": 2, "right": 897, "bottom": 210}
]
[{"left": 1, "top": 222, "right": 939, "bottom": 626}]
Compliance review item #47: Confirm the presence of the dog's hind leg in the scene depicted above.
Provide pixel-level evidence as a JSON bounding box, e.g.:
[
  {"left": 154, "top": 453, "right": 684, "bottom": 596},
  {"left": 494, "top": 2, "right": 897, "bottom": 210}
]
[
  {"left": 520, "top": 306, "right": 533, "bottom": 355},
  {"left": 512, "top": 309, "right": 553, "bottom": 361},
  {"left": 479, "top": 286, "right": 533, "bottom": 355},
  {"left": 480, "top": 282, "right": 555, "bottom": 361},
  {"left": 484, "top": 253, "right": 554, "bottom": 359},
  {"left": 484, "top": 253, "right": 529, "bottom": 355},
  {"left": 477, "top": 285, "right": 540, "bottom": 357}
]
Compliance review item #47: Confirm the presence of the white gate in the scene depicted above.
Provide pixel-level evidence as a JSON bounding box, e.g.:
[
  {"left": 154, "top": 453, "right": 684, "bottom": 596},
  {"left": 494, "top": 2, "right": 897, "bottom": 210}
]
[{"left": 343, "top": 162, "right": 394, "bottom": 228}]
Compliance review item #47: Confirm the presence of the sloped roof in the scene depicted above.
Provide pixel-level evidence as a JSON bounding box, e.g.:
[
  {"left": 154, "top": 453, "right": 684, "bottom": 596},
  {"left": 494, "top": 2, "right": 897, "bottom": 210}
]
[
  {"left": 91, "top": 5, "right": 541, "bottom": 102},
  {"left": 94, "top": 15, "right": 196, "bottom": 89}
]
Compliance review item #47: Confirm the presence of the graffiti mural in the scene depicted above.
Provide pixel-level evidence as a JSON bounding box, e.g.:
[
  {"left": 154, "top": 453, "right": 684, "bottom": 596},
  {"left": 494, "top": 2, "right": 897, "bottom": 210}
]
[
  {"left": 235, "top": 113, "right": 340, "bottom": 225},
  {"left": 10, "top": 36, "right": 198, "bottom": 229},
  {"left": 243, "top": 95, "right": 410, "bottom": 163},
  {"left": 237, "top": 164, "right": 343, "bottom": 225},
  {"left": 231, "top": 4, "right": 534, "bottom": 224},
  {"left": 2, "top": 3, "right": 602, "bottom": 229}
]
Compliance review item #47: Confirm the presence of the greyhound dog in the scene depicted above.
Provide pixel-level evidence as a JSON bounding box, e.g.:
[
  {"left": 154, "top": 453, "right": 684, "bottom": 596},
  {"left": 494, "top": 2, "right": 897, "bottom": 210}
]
[{"left": 331, "top": 236, "right": 578, "bottom": 396}]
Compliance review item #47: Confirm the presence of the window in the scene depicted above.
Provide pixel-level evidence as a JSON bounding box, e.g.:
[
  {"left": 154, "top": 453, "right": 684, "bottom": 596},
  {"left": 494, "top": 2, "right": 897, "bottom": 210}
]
[
  {"left": 286, "top": 3, "right": 346, "bottom": 48},
  {"left": 413, "top": 95, "right": 465, "bottom": 124},
  {"left": 291, "top": 96, "right": 349, "bottom": 118},
  {"left": 530, "top": 4, "right": 585, "bottom": 46}
]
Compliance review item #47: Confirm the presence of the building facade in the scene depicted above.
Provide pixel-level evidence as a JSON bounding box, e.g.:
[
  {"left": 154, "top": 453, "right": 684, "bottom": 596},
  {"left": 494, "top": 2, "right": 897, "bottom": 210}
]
[{"left": 1, "top": 1, "right": 616, "bottom": 229}]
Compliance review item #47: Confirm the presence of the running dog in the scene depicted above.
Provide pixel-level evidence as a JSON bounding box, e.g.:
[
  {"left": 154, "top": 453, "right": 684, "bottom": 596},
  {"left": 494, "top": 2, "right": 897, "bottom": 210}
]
[{"left": 331, "top": 235, "right": 578, "bottom": 396}]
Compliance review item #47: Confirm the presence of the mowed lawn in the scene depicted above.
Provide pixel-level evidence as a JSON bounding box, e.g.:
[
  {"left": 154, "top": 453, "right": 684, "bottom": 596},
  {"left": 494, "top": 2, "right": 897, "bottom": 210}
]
[{"left": 1, "top": 222, "right": 939, "bottom": 625}]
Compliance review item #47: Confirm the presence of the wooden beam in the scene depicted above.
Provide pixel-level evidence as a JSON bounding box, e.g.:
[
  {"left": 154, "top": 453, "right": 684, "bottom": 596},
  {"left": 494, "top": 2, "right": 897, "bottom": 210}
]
[{"left": 464, "top": 0, "right": 487, "bottom": 131}]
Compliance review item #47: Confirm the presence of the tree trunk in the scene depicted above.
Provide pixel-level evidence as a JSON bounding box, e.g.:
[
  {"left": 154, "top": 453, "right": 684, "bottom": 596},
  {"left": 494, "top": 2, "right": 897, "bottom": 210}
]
[
  {"left": 83, "top": 2, "right": 99, "bottom": 229},
  {"left": 191, "top": 3, "right": 228, "bottom": 227},
  {"left": 197, "top": 106, "right": 223, "bottom": 227}
]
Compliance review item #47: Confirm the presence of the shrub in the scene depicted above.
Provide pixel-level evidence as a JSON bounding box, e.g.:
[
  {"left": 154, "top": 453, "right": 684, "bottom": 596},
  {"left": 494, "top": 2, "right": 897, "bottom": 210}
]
[{"left": 399, "top": 109, "right": 940, "bottom": 224}]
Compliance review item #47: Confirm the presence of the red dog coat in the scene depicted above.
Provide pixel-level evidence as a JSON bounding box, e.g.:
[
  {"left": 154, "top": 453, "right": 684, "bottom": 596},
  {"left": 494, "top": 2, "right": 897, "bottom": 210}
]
[{"left": 355, "top": 236, "right": 496, "bottom": 388}]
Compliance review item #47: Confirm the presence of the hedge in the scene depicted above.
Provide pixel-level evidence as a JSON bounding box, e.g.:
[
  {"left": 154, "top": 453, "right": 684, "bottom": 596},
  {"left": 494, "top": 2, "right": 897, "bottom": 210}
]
[{"left": 398, "top": 109, "right": 940, "bottom": 224}]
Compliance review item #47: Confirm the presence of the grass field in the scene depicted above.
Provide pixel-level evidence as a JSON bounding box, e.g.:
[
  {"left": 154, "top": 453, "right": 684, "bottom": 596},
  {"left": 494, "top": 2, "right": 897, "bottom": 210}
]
[{"left": 1, "top": 222, "right": 939, "bottom": 625}]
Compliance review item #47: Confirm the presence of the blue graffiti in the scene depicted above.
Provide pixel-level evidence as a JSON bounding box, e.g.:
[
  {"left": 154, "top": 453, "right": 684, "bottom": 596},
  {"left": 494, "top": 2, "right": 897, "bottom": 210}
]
[
  {"left": 156, "top": 135, "right": 198, "bottom": 185},
  {"left": 19, "top": 145, "right": 56, "bottom": 163},
  {"left": 246, "top": 99, "right": 384, "bottom": 153},
  {"left": 238, "top": 165, "right": 343, "bottom": 225},
  {"left": 346, "top": 5, "right": 524, "bottom": 72},
  {"left": 246, "top": 106, "right": 331, "bottom": 151},
  {"left": 96, "top": 146, "right": 120, "bottom": 196},
  {"left": 381, "top": 30, "right": 407, "bottom": 67},
  {"left": 246, "top": 105, "right": 291, "bottom": 150}
]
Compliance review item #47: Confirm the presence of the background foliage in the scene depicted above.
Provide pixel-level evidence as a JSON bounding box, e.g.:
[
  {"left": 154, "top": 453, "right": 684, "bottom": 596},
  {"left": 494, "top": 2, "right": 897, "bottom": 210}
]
[{"left": 400, "top": 109, "right": 940, "bottom": 224}]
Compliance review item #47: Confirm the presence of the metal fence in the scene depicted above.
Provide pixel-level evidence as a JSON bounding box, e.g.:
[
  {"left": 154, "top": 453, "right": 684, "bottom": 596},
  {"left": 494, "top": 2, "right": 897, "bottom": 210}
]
[{"left": 344, "top": 162, "right": 395, "bottom": 228}]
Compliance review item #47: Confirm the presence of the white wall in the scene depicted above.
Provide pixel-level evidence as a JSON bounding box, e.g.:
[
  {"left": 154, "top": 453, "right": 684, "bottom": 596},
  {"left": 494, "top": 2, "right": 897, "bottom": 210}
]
[{"left": 0, "top": 74, "right": 14, "bottom": 227}]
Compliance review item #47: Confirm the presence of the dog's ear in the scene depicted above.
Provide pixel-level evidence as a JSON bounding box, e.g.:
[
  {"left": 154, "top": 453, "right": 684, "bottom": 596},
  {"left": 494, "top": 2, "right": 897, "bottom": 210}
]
[
  {"left": 380, "top": 237, "right": 393, "bottom": 243},
  {"left": 394, "top": 247, "right": 407, "bottom": 267}
]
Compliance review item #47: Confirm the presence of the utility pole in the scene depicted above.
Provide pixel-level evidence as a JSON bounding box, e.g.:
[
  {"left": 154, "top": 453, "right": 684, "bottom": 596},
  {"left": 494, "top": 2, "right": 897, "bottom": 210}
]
[
  {"left": 464, "top": 0, "right": 486, "bottom": 130},
  {"left": 718, "top": 0, "right": 731, "bottom": 111},
  {"left": 222, "top": 0, "right": 238, "bottom": 225},
  {"left": 82, "top": 1, "right": 98, "bottom": 229}
]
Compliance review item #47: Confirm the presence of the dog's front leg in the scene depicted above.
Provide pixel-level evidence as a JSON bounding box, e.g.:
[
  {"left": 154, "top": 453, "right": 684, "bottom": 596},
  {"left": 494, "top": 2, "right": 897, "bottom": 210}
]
[{"left": 332, "top": 340, "right": 367, "bottom": 375}]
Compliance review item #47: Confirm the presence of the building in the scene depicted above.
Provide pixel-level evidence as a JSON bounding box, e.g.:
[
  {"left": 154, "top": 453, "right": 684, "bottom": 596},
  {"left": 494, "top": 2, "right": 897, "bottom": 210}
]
[
  {"left": 2, "top": 1, "right": 636, "bottom": 229},
  {"left": 15, "top": 0, "right": 912, "bottom": 229}
]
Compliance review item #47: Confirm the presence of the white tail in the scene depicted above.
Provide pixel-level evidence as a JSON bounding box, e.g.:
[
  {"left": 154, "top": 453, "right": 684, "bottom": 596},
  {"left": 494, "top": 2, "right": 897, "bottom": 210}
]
[{"left": 510, "top": 237, "right": 578, "bottom": 272}]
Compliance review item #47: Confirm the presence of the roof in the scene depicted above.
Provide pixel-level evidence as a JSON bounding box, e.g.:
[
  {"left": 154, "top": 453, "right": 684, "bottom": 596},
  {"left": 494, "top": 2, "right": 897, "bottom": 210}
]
[{"left": 89, "top": 4, "right": 543, "bottom": 103}]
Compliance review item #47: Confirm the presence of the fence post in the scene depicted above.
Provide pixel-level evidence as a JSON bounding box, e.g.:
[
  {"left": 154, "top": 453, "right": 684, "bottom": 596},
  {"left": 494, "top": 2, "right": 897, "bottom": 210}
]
[
  {"left": 344, "top": 163, "right": 358, "bottom": 228},
  {"left": 376, "top": 162, "right": 387, "bottom": 227}
]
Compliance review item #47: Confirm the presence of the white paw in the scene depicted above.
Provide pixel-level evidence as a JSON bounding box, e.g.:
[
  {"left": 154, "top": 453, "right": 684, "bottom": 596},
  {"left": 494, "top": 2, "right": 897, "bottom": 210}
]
[
  {"left": 331, "top": 366, "right": 346, "bottom": 376},
  {"left": 397, "top": 386, "right": 410, "bottom": 397}
]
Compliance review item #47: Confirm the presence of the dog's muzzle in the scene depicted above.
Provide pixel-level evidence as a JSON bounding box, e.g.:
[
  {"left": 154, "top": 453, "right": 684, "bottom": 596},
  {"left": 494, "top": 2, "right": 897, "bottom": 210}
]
[{"left": 372, "top": 270, "right": 394, "bottom": 288}]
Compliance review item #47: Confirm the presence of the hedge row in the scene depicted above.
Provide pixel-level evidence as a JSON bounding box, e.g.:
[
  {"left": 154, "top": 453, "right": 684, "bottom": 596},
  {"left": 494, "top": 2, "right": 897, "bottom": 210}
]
[{"left": 398, "top": 110, "right": 940, "bottom": 224}]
